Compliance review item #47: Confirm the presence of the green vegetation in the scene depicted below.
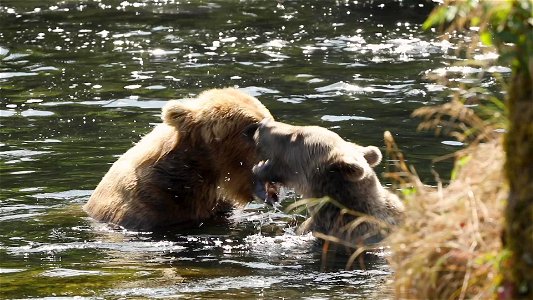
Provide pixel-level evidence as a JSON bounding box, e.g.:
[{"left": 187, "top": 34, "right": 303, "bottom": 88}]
[{"left": 388, "top": 0, "right": 532, "bottom": 298}]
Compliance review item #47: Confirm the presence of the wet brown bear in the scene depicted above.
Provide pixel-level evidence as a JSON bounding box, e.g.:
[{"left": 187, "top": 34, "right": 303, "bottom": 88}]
[
  {"left": 249, "top": 119, "right": 404, "bottom": 245},
  {"left": 84, "top": 88, "right": 273, "bottom": 230}
]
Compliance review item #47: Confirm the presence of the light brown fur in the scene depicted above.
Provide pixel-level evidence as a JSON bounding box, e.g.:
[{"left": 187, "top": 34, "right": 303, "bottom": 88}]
[
  {"left": 84, "top": 88, "right": 273, "bottom": 230},
  {"left": 250, "top": 119, "right": 404, "bottom": 245}
]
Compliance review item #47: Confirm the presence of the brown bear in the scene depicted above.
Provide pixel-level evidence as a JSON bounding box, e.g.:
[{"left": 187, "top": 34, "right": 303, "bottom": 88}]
[
  {"left": 84, "top": 88, "right": 273, "bottom": 230},
  {"left": 248, "top": 119, "right": 404, "bottom": 245}
]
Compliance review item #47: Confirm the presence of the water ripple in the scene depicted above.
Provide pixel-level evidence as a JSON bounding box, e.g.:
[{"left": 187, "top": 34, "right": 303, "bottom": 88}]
[
  {"left": 321, "top": 115, "right": 375, "bottom": 122},
  {"left": 8, "top": 240, "right": 186, "bottom": 255},
  {"left": 316, "top": 81, "right": 376, "bottom": 94},
  {"left": 41, "top": 268, "right": 108, "bottom": 278},
  {"left": 0, "top": 72, "right": 37, "bottom": 79}
]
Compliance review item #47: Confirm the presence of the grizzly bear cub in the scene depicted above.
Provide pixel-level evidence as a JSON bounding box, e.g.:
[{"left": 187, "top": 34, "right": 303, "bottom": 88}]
[
  {"left": 248, "top": 119, "right": 404, "bottom": 245},
  {"left": 84, "top": 88, "right": 273, "bottom": 230}
]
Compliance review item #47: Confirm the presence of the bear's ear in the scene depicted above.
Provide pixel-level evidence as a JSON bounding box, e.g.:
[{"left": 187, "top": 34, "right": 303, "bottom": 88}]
[
  {"left": 329, "top": 158, "right": 366, "bottom": 182},
  {"left": 241, "top": 118, "right": 273, "bottom": 144},
  {"left": 242, "top": 122, "right": 260, "bottom": 144},
  {"left": 362, "top": 146, "right": 382, "bottom": 167},
  {"left": 161, "top": 100, "right": 196, "bottom": 128}
]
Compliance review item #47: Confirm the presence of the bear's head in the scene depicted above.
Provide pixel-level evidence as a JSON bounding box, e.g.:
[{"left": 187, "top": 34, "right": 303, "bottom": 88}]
[
  {"left": 248, "top": 119, "right": 382, "bottom": 198},
  {"left": 162, "top": 88, "right": 272, "bottom": 144},
  {"left": 161, "top": 88, "right": 274, "bottom": 204}
]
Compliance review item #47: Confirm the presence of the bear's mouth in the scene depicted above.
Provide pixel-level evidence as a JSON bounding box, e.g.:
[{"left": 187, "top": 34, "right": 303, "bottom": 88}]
[
  {"left": 264, "top": 181, "right": 280, "bottom": 206},
  {"left": 253, "top": 180, "right": 280, "bottom": 206}
]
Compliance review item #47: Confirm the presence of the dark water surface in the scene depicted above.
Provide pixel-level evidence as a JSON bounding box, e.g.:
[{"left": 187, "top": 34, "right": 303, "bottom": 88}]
[{"left": 0, "top": 0, "right": 481, "bottom": 298}]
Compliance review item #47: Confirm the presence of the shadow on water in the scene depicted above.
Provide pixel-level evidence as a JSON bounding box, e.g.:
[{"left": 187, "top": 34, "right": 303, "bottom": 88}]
[{"left": 0, "top": 0, "right": 506, "bottom": 298}]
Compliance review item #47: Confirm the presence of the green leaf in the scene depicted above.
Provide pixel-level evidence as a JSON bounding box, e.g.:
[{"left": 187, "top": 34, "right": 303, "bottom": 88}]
[
  {"left": 480, "top": 31, "right": 493, "bottom": 46},
  {"left": 471, "top": 16, "right": 481, "bottom": 27},
  {"left": 423, "top": 6, "right": 448, "bottom": 30},
  {"left": 401, "top": 187, "right": 417, "bottom": 197},
  {"left": 451, "top": 155, "right": 472, "bottom": 180}
]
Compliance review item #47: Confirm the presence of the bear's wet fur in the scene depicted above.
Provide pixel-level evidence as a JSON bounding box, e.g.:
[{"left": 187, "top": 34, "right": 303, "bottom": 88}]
[
  {"left": 84, "top": 88, "right": 273, "bottom": 230},
  {"left": 249, "top": 119, "right": 404, "bottom": 245}
]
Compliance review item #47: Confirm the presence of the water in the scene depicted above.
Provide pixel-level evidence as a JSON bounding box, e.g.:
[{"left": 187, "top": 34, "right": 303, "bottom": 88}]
[{"left": 0, "top": 0, "right": 490, "bottom": 298}]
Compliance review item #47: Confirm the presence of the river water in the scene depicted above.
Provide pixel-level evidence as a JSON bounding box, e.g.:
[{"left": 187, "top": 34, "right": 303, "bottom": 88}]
[{"left": 0, "top": 0, "right": 475, "bottom": 298}]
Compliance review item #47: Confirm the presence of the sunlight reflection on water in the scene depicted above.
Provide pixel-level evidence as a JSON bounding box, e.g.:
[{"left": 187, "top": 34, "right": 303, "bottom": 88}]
[{"left": 0, "top": 0, "right": 504, "bottom": 298}]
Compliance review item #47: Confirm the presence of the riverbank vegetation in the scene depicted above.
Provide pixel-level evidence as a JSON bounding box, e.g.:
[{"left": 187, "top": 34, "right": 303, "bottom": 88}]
[{"left": 387, "top": 0, "right": 532, "bottom": 299}]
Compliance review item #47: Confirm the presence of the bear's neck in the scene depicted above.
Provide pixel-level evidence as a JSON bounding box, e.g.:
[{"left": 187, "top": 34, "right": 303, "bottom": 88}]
[
  {"left": 302, "top": 172, "right": 400, "bottom": 244},
  {"left": 306, "top": 171, "right": 388, "bottom": 215}
]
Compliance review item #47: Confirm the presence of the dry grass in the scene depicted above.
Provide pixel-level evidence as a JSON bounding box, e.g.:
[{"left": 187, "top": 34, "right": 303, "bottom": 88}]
[
  {"left": 286, "top": 196, "right": 395, "bottom": 270},
  {"left": 412, "top": 98, "right": 502, "bottom": 144},
  {"left": 385, "top": 132, "right": 508, "bottom": 299}
]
